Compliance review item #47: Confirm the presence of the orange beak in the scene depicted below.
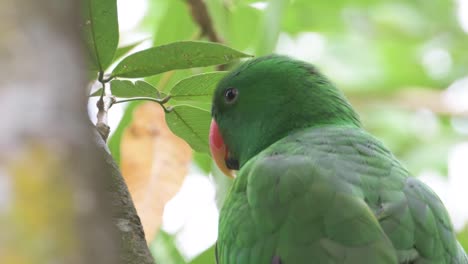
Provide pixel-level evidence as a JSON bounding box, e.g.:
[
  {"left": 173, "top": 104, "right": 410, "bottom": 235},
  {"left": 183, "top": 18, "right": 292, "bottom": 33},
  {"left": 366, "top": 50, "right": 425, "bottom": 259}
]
[{"left": 209, "top": 119, "right": 235, "bottom": 178}]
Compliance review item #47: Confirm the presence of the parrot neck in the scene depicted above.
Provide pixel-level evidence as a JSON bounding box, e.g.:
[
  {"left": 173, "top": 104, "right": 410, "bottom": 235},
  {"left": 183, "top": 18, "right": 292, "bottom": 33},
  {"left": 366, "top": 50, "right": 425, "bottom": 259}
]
[
  {"left": 234, "top": 87, "right": 361, "bottom": 167},
  {"left": 237, "top": 123, "right": 360, "bottom": 168}
]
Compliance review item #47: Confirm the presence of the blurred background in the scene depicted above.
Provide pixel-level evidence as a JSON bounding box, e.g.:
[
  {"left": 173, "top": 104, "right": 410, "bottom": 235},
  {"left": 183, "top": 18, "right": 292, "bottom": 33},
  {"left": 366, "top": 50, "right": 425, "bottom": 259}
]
[{"left": 92, "top": 0, "right": 468, "bottom": 263}]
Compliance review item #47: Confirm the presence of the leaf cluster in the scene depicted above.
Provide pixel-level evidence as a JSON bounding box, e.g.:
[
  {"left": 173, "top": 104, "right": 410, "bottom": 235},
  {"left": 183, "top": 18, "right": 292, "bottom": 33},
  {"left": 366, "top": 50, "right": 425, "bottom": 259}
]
[{"left": 84, "top": 0, "right": 250, "bottom": 156}]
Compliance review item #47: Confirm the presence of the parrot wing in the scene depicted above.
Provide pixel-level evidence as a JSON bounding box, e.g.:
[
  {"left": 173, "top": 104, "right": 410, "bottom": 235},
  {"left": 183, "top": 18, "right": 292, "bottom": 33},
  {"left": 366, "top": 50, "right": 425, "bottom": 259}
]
[{"left": 216, "top": 126, "right": 467, "bottom": 264}]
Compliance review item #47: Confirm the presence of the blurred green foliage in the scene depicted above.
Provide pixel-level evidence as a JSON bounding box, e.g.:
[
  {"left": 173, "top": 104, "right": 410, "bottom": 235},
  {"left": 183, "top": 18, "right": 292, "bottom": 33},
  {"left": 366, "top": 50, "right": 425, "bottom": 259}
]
[{"left": 91, "top": 0, "right": 468, "bottom": 262}]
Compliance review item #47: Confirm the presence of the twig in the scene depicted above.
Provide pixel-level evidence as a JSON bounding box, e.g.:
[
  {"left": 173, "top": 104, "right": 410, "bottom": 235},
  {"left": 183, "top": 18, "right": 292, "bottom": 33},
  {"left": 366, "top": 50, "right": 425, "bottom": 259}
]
[
  {"left": 186, "top": 0, "right": 223, "bottom": 43},
  {"left": 96, "top": 72, "right": 111, "bottom": 141},
  {"left": 96, "top": 98, "right": 110, "bottom": 141},
  {"left": 102, "top": 75, "right": 115, "bottom": 83},
  {"left": 185, "top": 0, "right": 227, "bottom": 70}
]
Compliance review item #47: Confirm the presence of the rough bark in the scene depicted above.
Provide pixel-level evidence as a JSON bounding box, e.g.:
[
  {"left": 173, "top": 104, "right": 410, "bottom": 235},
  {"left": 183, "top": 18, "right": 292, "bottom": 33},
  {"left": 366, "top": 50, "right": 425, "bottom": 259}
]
[
  {"left": 96, "top": 133, "right": 155, "bottom": 264},
  {"left": 0, "top": 0, "right": 154, "bottom": 263}
]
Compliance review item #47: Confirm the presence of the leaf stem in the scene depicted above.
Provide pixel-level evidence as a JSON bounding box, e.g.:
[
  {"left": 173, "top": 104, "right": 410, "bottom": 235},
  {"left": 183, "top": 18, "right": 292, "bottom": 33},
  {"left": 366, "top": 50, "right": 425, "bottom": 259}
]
[
  {"left": 98, "top": 71, "right": 105, "bottom": 83},
  {"left": 112, "top": 95, "right": 173, "bottom": 113},
  {"left": 102, "top": 75, "right": 115, "bottom": 83},
  {"left": 98, "top": 71, "right": 114, "bottom": 83}
]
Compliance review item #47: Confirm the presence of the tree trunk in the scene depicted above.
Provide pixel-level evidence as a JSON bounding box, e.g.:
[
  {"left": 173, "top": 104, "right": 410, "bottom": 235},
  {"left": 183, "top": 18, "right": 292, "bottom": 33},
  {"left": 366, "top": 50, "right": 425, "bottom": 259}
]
[{"left": 0, "top": 0, "right": 154, "bottom": 263}]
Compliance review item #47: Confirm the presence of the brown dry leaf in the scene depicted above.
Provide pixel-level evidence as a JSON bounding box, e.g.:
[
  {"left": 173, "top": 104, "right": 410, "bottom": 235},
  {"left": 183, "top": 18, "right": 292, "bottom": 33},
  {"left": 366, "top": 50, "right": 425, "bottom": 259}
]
[{"left": 120, "top": 102, "right": 192, "bottom": 242}]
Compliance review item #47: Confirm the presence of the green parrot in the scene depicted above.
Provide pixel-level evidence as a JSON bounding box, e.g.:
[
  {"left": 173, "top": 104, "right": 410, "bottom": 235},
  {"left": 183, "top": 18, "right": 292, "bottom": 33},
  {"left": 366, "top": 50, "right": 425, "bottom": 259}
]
[{"left": 208, "top": 55, "right": 468, "bottom": 264}]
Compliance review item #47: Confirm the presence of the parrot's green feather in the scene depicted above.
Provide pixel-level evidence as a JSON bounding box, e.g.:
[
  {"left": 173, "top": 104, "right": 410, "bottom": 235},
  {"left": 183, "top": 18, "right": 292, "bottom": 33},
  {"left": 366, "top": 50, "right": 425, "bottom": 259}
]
[{"left": 212, "top": 55, "right": 467, "bottom": 264}]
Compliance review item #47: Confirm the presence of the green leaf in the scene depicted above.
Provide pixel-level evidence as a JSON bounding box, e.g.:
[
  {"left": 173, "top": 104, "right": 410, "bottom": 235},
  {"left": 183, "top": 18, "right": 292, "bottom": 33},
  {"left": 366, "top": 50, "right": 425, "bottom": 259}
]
[
  {"left": 225, "top": 5, "right": 262, "bottom": 51},
  {"left": 189, "top": 245, "right": 216, "bottom": 264},
  {"left": 166, "top": 105, "right": 211, "bottom": 153},
  {"left": 170, "top": 100, "right": 212, "bottom": 112},
  {"left": 112, "top": 41, "right": 251, "bottom": 78},
  {"left": 256, "top": 0, "right": 288, "bottom": 55},
  {"left": 458, "top": 225, "right": 468, "bottom": 252},
  {"left": 150, "top": 0, "right": 197, "bottom": 46},
  {"left": 110, "top": 80, "right": 160, "bottom": 98},
  {"left": 151, "top": 230, "right": 186, "bottom": 264},
  {"left": 169, "top": 72, "right": 226, "bottom": 101},
  {"left": 89, "top": 80, "right": 161, "bottom": 98},
  {"left": 193, "top": 152, "right": 212, "bottom": 174},
  {"left": 89, "top": 88, "right": 103, "bottom": 97},
  {"left": 83, "top": 0, "right": 119, "bottom": 71},
  {"left": 113, "top": 39, "right": 148, "bottom": 62}
]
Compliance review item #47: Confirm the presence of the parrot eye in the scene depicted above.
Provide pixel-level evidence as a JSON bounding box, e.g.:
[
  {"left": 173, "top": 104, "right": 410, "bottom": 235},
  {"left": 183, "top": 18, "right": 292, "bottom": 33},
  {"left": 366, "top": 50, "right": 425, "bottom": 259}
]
[{"left": 224, "top": 88, "right": 238, "bottom": 104}]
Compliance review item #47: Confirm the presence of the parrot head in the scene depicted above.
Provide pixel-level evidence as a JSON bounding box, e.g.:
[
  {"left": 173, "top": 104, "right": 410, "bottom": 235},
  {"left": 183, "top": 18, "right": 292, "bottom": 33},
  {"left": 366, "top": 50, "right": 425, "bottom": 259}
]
[{"left": 209, "top": 55, "right": 360, "bottom": 177}]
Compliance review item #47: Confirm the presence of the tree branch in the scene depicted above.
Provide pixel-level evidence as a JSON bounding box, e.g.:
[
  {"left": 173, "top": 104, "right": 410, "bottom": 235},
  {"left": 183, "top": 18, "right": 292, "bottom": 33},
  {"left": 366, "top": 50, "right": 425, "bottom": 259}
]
[
  {"left": 185, "top": 0, "right": 227, "bottom": 71},
  {"left": 95, "top": 132, "right": 155, "bottom": 264},
  {"left": 96, "top": 86, "right": 111, "bottom": 141},
  {"left": 186, "top": 0, "right": 223, "bottom": 43}
]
